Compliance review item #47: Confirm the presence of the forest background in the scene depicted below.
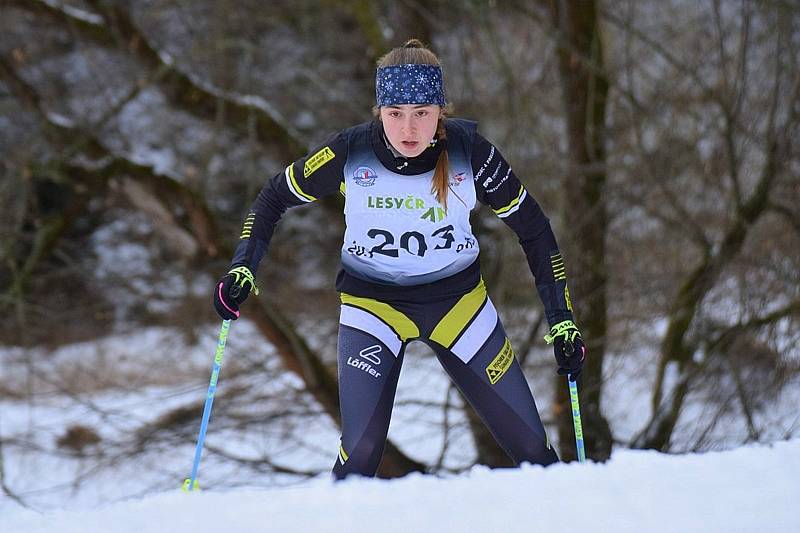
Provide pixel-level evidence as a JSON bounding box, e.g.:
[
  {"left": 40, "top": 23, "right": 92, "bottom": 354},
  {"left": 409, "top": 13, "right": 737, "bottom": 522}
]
[{"left": 1, "top": 0, "right": 798, "bottom": 509}]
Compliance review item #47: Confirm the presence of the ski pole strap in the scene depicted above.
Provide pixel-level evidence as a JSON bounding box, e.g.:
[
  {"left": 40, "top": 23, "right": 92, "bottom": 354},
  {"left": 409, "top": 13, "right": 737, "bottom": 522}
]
[
  {"left": 228, "top": 265, "right": 259, "bottom": 295},
  {"left": 544, "top": 319, "right": 580, "bottom": 344}
]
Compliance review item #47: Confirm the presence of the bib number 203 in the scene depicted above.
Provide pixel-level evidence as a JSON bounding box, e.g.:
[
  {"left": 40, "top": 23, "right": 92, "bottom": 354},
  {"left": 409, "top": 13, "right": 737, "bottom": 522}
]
[{"left": 349, "top": 225, "right": 474, "bottom": 259}]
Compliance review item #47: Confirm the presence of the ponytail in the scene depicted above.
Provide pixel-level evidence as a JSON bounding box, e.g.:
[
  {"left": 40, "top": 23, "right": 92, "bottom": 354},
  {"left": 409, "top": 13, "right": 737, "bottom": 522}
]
[{"left": 432, "top": 119, "right": 450, "bottom": 211}]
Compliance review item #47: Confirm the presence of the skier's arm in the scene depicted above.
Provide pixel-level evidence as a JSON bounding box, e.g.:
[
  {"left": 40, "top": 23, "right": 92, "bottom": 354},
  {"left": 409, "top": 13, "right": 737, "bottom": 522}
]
[
  {"left": 472, "top": 133, "right": 573, "bottom": 326},
  {"left": 472, "top": 132, "right": 586, "bottom": 378},
  {"left": 212, "top": 130, "right": 346, "bottom": 321},
  {"left": 230, "top": 131, "right": 348, "bottom": 272}
]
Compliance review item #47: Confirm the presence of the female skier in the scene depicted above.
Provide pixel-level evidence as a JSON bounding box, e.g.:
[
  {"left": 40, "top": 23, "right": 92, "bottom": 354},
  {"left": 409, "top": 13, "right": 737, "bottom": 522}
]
[{"left": 213, "top": 39, "right": 586, "bottom": 479}]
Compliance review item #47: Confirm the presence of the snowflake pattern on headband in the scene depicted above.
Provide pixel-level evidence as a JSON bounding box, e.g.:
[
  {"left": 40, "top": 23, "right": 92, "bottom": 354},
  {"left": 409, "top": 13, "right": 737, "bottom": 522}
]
[{"left": 376, "top": 64, "right": 446, "bottom": 107}]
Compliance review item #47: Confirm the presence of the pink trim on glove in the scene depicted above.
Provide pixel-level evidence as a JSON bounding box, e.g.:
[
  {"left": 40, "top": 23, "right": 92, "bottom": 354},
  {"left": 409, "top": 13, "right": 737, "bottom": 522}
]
[{"left": 218, "top": 282, "right": 240, "bottom": 318}]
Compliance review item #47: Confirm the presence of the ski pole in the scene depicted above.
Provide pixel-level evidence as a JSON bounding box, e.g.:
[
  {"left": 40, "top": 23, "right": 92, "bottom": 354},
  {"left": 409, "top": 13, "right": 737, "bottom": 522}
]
[
  {"left": 561, "top": 339, "right": 586, "bottom": 463},
  {"left": 568, "top": 377, "right": 586, "bottom": 463},
  {"left": 183, "top": 318, "right": 231, "bottom": 492}
]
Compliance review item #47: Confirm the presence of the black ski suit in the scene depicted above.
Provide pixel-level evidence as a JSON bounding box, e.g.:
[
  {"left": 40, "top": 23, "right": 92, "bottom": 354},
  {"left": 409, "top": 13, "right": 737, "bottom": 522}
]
[{"left": 231, "top": 118, "right": 574, "bottom": 478}]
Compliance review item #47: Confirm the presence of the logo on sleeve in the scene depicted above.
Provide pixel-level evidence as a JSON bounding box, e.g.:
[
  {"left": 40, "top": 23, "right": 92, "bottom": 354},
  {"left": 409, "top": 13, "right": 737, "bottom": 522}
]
[{"left": 304, "top": 147, "right": 336, "bottom": 178}]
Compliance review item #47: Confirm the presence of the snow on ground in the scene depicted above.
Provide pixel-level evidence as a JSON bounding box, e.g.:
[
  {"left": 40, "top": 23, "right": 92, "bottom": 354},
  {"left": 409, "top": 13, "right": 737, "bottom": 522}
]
[
  {"left": 3, "top": 439, "right": 798, "bottom": 533},
  {"left": 2, "top": 322, "right": 798, "bottom": 531},
  {"left": 0, "top": 323, "right": 481, "bottom": 511}
]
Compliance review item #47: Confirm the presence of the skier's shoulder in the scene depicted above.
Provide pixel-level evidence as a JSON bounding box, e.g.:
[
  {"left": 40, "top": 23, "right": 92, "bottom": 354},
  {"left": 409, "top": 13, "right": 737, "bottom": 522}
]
[
  {"left": 443, "top": 117, "right": 478, "bottom": 162},
  {"left": 444, "top": 117, "right": 478, "bottom": 143},
  {"left": 336, "top": 120, "right": 374, "bottom": 148}
]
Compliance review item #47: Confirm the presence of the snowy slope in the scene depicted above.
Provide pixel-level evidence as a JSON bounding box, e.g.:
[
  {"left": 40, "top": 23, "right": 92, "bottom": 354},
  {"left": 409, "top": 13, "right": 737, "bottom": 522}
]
[{"left": 4, "top": 439, "right": 798, "bottom": 533}]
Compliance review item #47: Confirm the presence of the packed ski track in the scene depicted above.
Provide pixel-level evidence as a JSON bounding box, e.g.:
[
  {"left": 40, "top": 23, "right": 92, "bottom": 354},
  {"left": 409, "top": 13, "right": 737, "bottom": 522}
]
[{"left": 3, "top": 439, "right": 798, "bottom": 532}]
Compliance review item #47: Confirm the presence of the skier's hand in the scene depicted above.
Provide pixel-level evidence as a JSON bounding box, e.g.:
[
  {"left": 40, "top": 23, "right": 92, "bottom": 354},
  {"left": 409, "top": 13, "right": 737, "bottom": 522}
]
[
  {"left": 213, "top": 266, "right": 259, "bottom": 320},
  {"left": 544, "top": 320, "right": 586, "bottom": 381}
]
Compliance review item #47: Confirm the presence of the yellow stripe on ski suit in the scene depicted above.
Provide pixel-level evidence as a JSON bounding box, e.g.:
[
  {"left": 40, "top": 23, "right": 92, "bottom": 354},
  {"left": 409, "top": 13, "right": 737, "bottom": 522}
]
[
  {"left": 286, "top": 164, "right": 317, "bottom": 202},
  {"left": 492, "top": 184, "right": 525, "bottom": 216},
  {"left": 430, "top": 279, "right": 488, "bottom": 349},
  {"left": 339, "top": 293, "right": 419, "bottom": 341}
]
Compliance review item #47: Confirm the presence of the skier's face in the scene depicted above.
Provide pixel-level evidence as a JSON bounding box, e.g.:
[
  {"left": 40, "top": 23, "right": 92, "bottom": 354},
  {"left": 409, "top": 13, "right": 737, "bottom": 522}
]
[{"left": 380, "top": 104, "right": 441, "bottom": 158}]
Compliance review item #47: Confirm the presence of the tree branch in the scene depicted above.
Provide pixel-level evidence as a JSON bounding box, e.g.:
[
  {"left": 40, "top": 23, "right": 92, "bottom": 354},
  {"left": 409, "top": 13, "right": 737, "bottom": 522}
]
[
  {"left": 11, "top": 0, "right": 307, "bottom": 161},
  {"left": 0, "top": 52, "right": 425, "bottom": 478}
]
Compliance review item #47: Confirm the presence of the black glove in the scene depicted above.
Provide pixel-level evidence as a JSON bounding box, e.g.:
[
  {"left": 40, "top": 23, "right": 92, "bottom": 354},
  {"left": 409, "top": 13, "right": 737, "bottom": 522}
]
[
  {"left": 544, "top": 320, "right": 586, "bottom": 381},
  {"left": 213, "top": 266, "right": 259, "bottom": 320}
]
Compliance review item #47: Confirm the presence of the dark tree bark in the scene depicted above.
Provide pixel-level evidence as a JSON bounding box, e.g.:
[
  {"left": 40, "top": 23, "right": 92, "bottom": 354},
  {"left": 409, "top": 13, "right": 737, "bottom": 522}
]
[
  {"left": 543, "top": 0, "right": 613, "bottom": 461},
  {"left": 630, "top": 3, "right": 798, "bottom": 451},
  {"left": 10, "top": 0, "right": 307, "bottom": 162},
  {"left": 0, "top": 53, "right": 426, "bottom": 478}
]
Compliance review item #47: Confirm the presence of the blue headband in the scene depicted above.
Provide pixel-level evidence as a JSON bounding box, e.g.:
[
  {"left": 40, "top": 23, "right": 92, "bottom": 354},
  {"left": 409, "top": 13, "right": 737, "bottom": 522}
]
[{"left": 375, "top": 64, "right": 446, "bottom": 107}]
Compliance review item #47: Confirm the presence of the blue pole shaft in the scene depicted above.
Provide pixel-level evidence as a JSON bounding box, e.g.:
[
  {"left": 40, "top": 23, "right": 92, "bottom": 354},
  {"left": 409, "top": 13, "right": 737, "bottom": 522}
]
[
  {"left": 187, "top": 319, "right": 231, "bottom": 489},
  {"left": 568, "top": 378, "right": 586, "bottom": 463}
]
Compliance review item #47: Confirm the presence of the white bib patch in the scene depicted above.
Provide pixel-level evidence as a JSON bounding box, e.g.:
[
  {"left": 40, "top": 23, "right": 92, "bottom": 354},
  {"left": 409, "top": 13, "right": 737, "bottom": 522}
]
[{"left": 341, "top": 152, "right": 478, "bottom": 285}]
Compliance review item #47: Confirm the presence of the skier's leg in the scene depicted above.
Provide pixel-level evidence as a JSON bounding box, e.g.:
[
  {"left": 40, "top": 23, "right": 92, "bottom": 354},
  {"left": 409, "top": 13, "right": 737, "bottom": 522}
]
[
  {"left": 333, "top": 297, "right": 415, "bottom": 479},
  {"left": 428, "top": 296, "right": 558, "bottom": 466}
]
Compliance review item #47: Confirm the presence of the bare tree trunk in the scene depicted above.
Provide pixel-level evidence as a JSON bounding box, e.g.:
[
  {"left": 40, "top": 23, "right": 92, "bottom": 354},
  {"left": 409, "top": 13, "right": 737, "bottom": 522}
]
[
  {"left": 634, "top": 136, "right": 786, "bottom": 451},
  {"left": 631, "top": 5, "right": 797, "bottom": 450},
  {"left": 0, "top": 54, "right": 426, "bottom": 478},
  {"left": 11, "top": 0, "right": 307, "bottom": 162},
  {"left": 544, "top": 0, "right": 612, "bottom": 461}
]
